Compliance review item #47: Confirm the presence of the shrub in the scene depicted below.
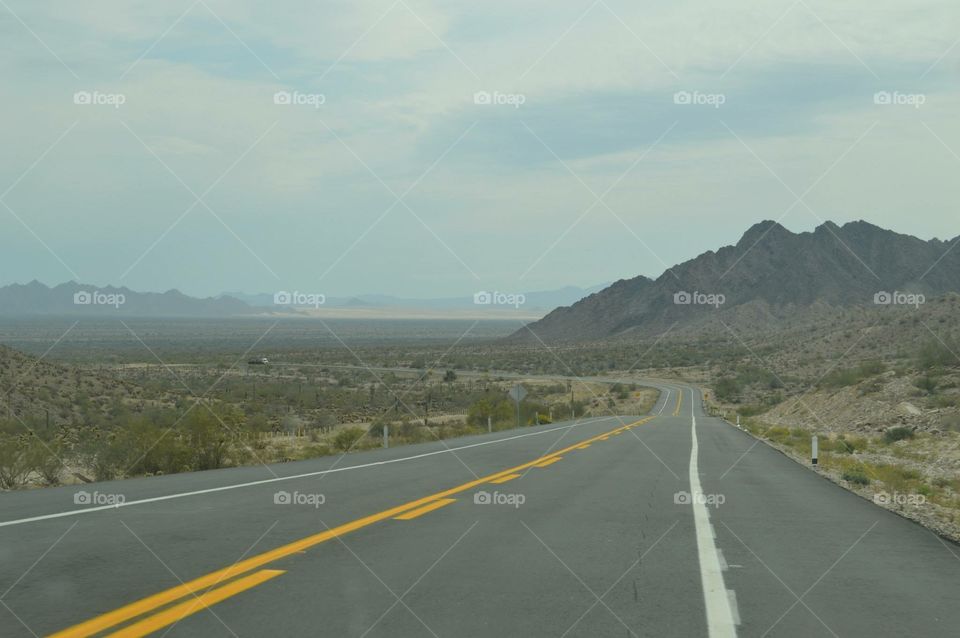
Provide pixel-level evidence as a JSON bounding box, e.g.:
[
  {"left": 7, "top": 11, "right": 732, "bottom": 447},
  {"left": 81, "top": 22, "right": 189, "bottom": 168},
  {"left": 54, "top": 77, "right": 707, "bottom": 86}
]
[
  {"left": 298, "top": 444, "right": 332, "bottom": 459},
  {"left": 883, "top": 427, "right": 914, "bottom": 444},
  {"left": 183, "top": 409, "right": 232, "bottom": 471},
  {"left": 34, "top": 441, "right": 64, "bottom": 486},
  {"left": 933, "top": 395, "right": 958, "bottom": 408},
  {"left": 333, "top": 426, "right": 366, "bottom": 452},
  {"left": 917, "top": 340, "right": 958, "bottom": 370},
  {"left": 941, "top": 414, "right": 960, "bottom": 433},
  {"left": 914, "top": 375, "right": 939, "bottom": 395},
  {"left": 0, "top": 435, "right": 37, "bottom": 489},
  {"left": 467, "top": 397, "right": 513, "bottom": 428},
  {"left": 765, "top": 426, "right": 790, "bottom": 440},
  {"left": 714, "top": 377, "right": 740, "bottom": 402},
  {"left": 366, "top": 418, "right": 389, "bottom": 439},
  {"left": 835, "top": 435, "right": 864, "bottom": 454},
  {"left": 842, "top": 470, "right": 871, "bottom": 485},
  {"left": 737, "top": 404, "right": 766, "bottom": 417},
  {"left": 820, "top": 360, "right": 886, "bottom": 389}
]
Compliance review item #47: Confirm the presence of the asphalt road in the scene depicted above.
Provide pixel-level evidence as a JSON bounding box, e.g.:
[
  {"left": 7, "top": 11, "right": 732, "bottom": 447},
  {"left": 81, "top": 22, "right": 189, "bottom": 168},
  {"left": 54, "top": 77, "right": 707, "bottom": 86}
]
[{"left": 1, "top": 382, "right": 959, "bottom": 637}]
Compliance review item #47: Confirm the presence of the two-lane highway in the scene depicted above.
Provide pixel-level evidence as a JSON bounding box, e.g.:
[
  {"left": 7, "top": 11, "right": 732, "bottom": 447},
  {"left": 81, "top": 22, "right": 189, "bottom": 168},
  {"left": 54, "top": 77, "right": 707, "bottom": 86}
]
[{"left": 1, "top": 383, "right": 959, "bottom": 637}]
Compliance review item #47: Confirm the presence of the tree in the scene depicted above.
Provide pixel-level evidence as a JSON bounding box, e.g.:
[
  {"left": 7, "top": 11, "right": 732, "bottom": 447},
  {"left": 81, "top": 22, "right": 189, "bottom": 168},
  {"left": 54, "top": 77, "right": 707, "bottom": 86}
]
[
  {"left": 315, "top": 410, "right": 338, "bottom": 433},
  {"left": 183, "top": 408, "right": 233, "bottom": 471}
]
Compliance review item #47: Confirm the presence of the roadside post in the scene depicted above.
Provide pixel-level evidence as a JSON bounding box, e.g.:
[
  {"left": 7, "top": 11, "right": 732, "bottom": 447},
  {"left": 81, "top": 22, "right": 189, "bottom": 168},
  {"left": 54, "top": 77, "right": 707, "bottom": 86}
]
[
  {"left": 487, "top": 416, "right": 492, "bottom": 434},
  {"left": 508, "top": 384, "right": 527, "bottom": 428},
  {"left": 811, "top": 435, "right": 818, "bottom": 466},
  {"left": 383, "top": 424, "right": 389, "bottom": 449}
]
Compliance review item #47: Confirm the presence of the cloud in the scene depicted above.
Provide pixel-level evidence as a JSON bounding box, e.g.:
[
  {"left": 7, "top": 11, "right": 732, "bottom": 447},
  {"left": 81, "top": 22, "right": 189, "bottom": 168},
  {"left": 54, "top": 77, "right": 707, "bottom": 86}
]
[{"left": 1, "top": 0, "right": 959, "bottom": 296}]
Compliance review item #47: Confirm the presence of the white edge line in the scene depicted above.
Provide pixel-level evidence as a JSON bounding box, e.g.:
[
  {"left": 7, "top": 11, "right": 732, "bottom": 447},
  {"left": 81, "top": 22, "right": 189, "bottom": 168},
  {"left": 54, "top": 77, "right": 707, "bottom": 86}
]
[
  {"left": 657, "top": 387, "right": 672, "bottom": 415},
  {"left": 727, "top": 590, "right": 741, "bottom": 627},
  {"left": 0, "top": 417, "right": 610, "bottom": 529},
  {"left": 689, "top": 388, "right": 738, "bottom": 638}
]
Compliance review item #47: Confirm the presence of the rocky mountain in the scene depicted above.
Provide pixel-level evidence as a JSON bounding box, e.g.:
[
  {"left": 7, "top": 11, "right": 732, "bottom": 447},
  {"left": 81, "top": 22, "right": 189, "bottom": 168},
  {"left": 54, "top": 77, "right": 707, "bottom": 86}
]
[
  {"left": 0, "top": 281, "right": 255, "bottom": 317},
  {"left": 514, "top": 220, "right": 960, "bottom": 342}
]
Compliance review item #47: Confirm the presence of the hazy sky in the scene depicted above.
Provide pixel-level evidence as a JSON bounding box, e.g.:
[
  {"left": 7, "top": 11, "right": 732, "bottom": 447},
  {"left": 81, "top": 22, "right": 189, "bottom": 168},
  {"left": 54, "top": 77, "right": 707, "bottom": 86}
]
[{"left": 1, "top": 1, "right": 959, "bottom": 298}]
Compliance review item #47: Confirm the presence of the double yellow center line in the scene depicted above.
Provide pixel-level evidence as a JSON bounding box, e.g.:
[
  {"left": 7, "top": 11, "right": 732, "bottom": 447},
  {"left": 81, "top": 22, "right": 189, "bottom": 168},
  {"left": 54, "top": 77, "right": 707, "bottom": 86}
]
[
  {"left": 105, "top": 570, "right": 284, "bottom": 638},
  {"left": 51, "top": 415, "right": 653, "bottom": 638}
]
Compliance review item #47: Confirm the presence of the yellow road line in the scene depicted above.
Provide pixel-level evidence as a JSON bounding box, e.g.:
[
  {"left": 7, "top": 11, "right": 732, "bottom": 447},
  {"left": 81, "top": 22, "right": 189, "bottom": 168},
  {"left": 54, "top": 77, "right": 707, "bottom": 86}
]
[
  {"left": 105, "top": 570, "right": 285, "bottom": 638},
  {"left": 489, "top": 473, "right": 521, "bottom": 484},
  {"left": 673, "top": 391, "right": 683, "bottom": 416},
  {"left": 598, "top": 436, "right": 610, "bottom": 441},
  {"left": 51, "top": 415, "right": 654, "bottom": 637},
  {"left": 574, "top": 444, "right": 590, "bottom": 450},
  {"left": 394, "top": 498, "right": 457, "bottom": 520},
  {"left": 533, "top": 457, "right": 562, "bottom": 468}
]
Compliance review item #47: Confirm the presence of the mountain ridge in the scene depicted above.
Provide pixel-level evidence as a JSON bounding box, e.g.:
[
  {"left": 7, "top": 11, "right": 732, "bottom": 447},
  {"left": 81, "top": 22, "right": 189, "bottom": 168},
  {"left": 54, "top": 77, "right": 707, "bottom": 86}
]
[
  {"left": 512, "top": 220, "right": 960, "bottom": 342},
  {"left": 0, "top": 280, "right": 255, "bottom": 317},
  {"left": 223, "top": 283, "right": 610, "bottom": 311},
  {"left": 0, "top": 281, "right": 610, "bottom": 318}
]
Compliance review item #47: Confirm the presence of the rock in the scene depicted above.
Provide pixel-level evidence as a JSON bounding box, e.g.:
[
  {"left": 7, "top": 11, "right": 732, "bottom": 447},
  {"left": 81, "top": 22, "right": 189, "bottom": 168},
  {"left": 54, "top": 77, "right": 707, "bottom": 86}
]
[{"left": 898, "top": 401, "right": 922, "bottom": 415}]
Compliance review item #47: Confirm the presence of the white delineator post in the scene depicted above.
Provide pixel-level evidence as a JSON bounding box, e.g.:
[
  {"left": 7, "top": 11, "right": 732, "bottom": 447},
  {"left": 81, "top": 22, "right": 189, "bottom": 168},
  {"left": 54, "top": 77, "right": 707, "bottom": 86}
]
[
  {"left": 811, "top": 435, "right": 818, "bottom": 466},
  {"left": 384, "top": 424, "right": 389, "bottom": 449}
]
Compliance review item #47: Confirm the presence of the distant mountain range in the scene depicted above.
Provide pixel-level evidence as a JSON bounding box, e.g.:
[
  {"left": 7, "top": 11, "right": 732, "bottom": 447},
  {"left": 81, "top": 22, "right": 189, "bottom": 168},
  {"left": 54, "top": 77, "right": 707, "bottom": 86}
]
[
  {"left": 0, "top": 281, "right": 607, "bottom": 318},
  {"left": 223, "top": 285, "right": 608, "bottom": 312},
  {"left": 513, "top": 220, "right": 960, "bottom": 342},
  {"left": 0, "top": 281, "right": 252, "bottom": 317}
]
